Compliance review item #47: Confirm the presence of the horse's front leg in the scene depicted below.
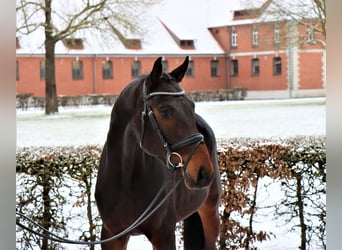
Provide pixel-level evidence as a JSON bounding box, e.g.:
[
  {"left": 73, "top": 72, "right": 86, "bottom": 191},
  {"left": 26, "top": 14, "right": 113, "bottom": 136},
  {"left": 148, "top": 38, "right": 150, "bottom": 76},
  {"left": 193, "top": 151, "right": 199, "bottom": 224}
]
[
  {"left": 100, "top": 226, "right": 130, "bottom": 250},
  {"left": 145, "top": 223, "right": 177, "bottom": 250},
  {"left": 198, "top": 201, "right": 220, "bottom": 250}
]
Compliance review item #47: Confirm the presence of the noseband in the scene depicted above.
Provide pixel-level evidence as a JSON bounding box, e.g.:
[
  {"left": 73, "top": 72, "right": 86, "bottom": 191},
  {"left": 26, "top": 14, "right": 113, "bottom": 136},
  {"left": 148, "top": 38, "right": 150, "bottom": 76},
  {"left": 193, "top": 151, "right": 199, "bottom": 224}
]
[{"left": 139, "top": 80, "right": 204, "bottom": 170}]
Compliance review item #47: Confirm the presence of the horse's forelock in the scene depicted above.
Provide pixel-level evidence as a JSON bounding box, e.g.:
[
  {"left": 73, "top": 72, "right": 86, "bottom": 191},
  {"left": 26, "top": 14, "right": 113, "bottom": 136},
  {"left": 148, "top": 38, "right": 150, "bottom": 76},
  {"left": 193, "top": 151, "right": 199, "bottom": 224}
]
[
  {"left": 147, "top": 72, "right": 181, "bottom": 93},
  {"left": 160, "top": 72, "right": 175, "bottom": 81}
]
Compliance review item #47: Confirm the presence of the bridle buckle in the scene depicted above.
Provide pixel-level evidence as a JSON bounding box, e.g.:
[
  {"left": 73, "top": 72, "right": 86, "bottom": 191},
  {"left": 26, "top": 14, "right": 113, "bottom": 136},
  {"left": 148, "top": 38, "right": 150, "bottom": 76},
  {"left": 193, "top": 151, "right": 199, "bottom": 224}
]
[{"left": 167, "top": 152, "right": 184, "bottom": 169}]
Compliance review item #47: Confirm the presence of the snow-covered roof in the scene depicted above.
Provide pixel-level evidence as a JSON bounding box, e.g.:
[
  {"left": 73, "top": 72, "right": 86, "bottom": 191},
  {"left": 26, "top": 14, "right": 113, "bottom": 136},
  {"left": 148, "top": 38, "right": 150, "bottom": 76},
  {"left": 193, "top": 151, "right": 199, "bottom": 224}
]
[
  {"left": 209, "top": 0, "right": 320, "bottom": 27},
  {"left": 16, "top": 0, "right": 319, "bottom": 55},
  {"left": 17, "top": 0, "right": 240, "bottom": 56}
]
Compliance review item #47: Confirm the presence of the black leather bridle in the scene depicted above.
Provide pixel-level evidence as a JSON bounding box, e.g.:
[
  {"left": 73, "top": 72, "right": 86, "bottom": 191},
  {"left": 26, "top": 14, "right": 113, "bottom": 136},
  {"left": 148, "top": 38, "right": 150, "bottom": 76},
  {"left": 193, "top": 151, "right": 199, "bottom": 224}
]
[{"left": 139, "top": 80, "right": 204, "bottom": 171}]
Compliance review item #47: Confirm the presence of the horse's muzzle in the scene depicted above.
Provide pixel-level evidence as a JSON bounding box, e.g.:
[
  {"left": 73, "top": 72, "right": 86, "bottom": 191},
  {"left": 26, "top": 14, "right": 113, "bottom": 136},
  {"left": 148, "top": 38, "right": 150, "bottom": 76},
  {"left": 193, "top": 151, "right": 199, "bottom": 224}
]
[
  {"left": 184, "top": 165, "right": 213, "bottom": 189},
  {"left": 182, "top": 144, "right": 214, "bottom": 190}
]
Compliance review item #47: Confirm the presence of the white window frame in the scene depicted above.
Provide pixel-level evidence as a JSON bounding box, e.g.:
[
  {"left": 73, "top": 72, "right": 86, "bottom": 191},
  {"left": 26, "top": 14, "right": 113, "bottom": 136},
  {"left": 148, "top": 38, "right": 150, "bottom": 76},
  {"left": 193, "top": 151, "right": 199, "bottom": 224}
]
[
  {"left": 274, "top": 24, "right": 281, "bottom": 45},
  {"left": 252, "top": 58, "right": 260, "bottom": 76},
  {"left": 231, "top": 28, "right": 238, "bottom": 47},
  {"left": 307, "top": 25, "right": 314, "bottom": 42},
  {"left": 252, "top": 26, "right": 258, "bottom": 46}
]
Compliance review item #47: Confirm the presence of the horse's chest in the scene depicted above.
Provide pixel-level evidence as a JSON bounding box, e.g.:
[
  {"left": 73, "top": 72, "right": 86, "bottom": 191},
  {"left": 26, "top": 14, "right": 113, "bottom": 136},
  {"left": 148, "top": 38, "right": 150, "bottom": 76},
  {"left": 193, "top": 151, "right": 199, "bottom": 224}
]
[{"left": 175, "top": 186, "right": 209, "bottom": 220}]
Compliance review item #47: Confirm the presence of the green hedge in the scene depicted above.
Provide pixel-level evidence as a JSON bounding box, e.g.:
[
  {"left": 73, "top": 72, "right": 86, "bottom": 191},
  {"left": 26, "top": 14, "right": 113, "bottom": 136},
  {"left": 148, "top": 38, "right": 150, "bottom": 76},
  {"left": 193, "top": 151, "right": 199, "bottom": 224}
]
[{"left": 16, "top": 137, "right": 326, "bottom": 249}]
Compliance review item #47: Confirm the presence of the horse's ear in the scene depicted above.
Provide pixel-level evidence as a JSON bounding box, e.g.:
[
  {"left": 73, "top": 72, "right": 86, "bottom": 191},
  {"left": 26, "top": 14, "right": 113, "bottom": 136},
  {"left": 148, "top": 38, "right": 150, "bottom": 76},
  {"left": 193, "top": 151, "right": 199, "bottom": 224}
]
[
  {"left": 170, "top": 56, "right": 189, "bottom": 82},
  {"left": 148, "top": 57, "right": 163, "bottom": 87}
]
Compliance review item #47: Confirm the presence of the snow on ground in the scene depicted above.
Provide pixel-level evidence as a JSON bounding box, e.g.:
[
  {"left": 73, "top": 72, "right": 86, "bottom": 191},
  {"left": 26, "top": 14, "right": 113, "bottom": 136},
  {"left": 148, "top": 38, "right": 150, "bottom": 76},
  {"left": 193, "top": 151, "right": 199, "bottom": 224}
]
[
  {"left": 16, "top": 98, "right": 326, "bottom": 249},
  {"left": 195, "top": 98, "right": 325, "bottom": 139},
  {"left": 16, "top": 98, "right": 325, "bottom": 147}
]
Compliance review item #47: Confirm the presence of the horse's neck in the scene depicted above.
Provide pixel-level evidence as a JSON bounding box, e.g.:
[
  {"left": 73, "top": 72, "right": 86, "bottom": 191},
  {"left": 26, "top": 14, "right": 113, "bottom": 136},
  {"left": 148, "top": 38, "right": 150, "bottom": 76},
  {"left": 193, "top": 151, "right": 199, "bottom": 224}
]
[
  {"left": 107, "top": 85, "right": 139, "bottom": 144},
  {"left": 106, "top": 108, "right": 145, "bottom": 173}
]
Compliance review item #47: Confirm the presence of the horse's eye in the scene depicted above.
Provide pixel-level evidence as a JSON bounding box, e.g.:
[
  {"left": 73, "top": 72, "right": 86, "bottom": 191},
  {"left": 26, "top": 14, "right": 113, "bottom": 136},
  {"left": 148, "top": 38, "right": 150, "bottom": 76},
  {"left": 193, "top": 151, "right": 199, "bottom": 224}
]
[{"left": 158, "top": 106, "right": 172, "bottom": 119}]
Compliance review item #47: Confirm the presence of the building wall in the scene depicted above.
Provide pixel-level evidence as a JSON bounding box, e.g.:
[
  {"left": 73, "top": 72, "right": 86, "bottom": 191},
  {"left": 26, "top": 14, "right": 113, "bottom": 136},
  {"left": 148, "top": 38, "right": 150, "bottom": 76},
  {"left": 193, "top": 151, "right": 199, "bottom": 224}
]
[
  {"left": 209, "top": 22, "right": 288, "bottom": 53},
  {"left": 230, "top": 53, "right": 288, "bottom": 90},
  {"left": 298, "top": 52, "right": 324, "bottom": 89},
  {"left": 224, "top": 21, "right": 288, "bottom": 91},
  {"left": 16, "top": 57, "right": 45, "bottom": 96},
  {"left": 55, "top": 57, "right": 94, "bottom": 96},
  {"left": 211, "top": 19, "right": 325, "bottom": 94},
  {"left": 181, "top": 56, "right": 227, "bottom": 92},
  {"left": 16, "top": 55, "right": 227, "bottom": 96}
]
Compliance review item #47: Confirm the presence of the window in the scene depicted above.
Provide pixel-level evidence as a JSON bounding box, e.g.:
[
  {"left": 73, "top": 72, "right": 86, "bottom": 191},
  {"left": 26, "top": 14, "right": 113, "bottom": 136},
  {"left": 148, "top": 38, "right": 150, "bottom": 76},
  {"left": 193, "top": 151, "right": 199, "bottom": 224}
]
[
  {"left": 252, "top": 58, "right": 260, "bottom": 76},
  {"left": 16, "top": 61, "right": 19, "bottom": 80},
  {"left": 252, "top": 26, "right": 258, "bottom": 46},
  {"left": 186, "top": 60, "right": 194, "bottom": 77},
  {"left": 211, "top": 60, "right": 219, "bottom": 77},
  {"left": 231, "top": 59, "right": 239, "bottom": 76},
  {"left": 307, "top": 25, "right": 314, "bottom": 42},
  {"left": 40, "top": 60, "right": 45, "bottom": 80},
  {"left": 63, "top": 38, "right": 84, "bottom": 50},
  {"left": 102, "top": 60, "right": 113, "bottom": 79},
  {"left": 273, "top": 57, "right": 282, "bottom": 75},
  {"left": 72, "top": 60, "right": 83, "bottom": 80},
  {"left": 179, "top": 40, "right": 194, "bottom": 49},
  {"left": 131, "top": 60, "right": 141, "bottom": 78},
  {"left": 162, "top": 60, "right": 168, "bottom": 72},
  {"left": 274, "top": 24, "right": 281, "bottom": 45},
  {"left": 231, "top": 28, "right": 238, "bottom": 47}
]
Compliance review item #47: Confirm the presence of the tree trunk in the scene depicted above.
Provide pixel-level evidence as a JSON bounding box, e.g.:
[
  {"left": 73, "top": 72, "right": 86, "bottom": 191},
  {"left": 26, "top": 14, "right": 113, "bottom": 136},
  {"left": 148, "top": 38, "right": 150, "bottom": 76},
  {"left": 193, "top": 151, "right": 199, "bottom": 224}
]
[
  {"left": 246, "top": 175, "right": 259, "bottom": 249},
  {"left": 295, "top": 172, "right": 307, "bottom": 250},
  {"left": 41, "top": 176, "right": 52, "bottom": 249},
  {"left": 44, "top": 40, "right": 58, "bottom": 114},
  {"left": 84, "top": 176, "right": 96, "bottom": 250},
  {"left": 44, "top": 0, "right": 58, "bottom": 115}
]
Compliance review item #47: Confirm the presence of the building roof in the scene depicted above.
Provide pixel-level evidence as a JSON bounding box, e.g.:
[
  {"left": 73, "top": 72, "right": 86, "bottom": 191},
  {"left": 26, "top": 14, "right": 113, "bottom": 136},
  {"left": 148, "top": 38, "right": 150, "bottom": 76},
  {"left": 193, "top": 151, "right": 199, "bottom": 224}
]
[
  {"left": 209, "top": 0, "right": 320, "bottom": 27},
  {"left": 16, "top": 0, "right": 319, "bottom": 56},
  {"left": 17, "top": 0, "right": 243, "bottom": 56}
]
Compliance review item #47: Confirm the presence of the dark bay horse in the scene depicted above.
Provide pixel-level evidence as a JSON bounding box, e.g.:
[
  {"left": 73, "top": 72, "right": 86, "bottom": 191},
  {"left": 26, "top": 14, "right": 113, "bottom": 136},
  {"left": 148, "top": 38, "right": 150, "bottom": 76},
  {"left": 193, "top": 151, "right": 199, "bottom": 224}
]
[{"left": 95, "top": 57, "right": 221, "bottom": 249}]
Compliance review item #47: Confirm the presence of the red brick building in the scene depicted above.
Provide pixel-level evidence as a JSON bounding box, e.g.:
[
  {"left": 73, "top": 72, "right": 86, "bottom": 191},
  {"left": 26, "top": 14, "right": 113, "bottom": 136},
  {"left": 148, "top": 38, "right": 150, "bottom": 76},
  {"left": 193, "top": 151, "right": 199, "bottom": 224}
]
[
  {"left": 16, "top": 0, "right": 326, "bottom": 99},
  {"left": 16, "top": 55, "right": 228, "bottom": 97}
]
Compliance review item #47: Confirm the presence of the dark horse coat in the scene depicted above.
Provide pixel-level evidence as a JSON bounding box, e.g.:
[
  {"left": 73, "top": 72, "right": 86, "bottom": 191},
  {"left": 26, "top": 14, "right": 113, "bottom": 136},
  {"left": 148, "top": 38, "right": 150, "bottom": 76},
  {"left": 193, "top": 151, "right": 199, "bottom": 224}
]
[{"left": 95, "top": 57, "right": 221, "bottom": 250}]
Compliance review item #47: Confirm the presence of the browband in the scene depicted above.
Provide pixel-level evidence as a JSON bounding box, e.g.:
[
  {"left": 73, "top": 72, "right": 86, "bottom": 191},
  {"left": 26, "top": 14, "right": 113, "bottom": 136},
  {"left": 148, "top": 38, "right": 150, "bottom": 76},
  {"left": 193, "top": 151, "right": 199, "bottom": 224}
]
[{"left": 143, "top": 80, "right": 185, "bottom": 101}]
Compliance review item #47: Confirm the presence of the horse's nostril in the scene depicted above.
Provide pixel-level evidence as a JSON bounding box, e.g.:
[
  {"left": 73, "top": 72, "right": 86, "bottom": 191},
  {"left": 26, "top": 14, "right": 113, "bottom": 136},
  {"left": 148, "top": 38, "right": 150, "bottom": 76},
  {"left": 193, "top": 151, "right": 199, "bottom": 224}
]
[
  {"left": 197, "top": 166, "right": 206, "bottom": 180},
  {"left": 196, "top": 166, "right": 211, "bottom": 187}
]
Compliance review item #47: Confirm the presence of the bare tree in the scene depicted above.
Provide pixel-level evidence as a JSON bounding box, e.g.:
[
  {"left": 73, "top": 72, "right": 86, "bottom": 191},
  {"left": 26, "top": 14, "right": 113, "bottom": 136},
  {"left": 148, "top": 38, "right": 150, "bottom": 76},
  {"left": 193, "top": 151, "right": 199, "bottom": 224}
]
[
  {"left": 270, "top": 0, "right": 325, "bottom": 46},
  {"left": 240, "top": 0, "right": 326, "bottom": 40},
  {"left": 16, "top": 0, "right": 158, "bottom": 114},
  {"left": 276, "top": 140, "right": 326, "bottom": 250},
  {"left": 241, "top": 0, "right": 326, "bottom": 45},
  {"left": 311, "top": 0, "right": 326, "bottom": 37}
]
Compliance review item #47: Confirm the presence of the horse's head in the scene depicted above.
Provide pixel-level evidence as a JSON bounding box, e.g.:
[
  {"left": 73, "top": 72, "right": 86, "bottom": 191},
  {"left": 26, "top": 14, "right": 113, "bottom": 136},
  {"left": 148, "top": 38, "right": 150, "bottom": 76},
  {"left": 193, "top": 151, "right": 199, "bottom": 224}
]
[{"left": 135, "top": 57, "right": 213, "bottom": 189}]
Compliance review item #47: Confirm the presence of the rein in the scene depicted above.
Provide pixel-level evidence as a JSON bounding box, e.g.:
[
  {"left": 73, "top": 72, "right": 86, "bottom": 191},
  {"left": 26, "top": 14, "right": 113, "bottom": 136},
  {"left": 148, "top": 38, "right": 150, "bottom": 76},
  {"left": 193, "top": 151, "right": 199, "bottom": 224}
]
[
  {"left": 16, "top": 173, "right": 183, "bottom": 246},
  {"left": 16, "top": 79, "right": 205, "bottom": 246}
]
